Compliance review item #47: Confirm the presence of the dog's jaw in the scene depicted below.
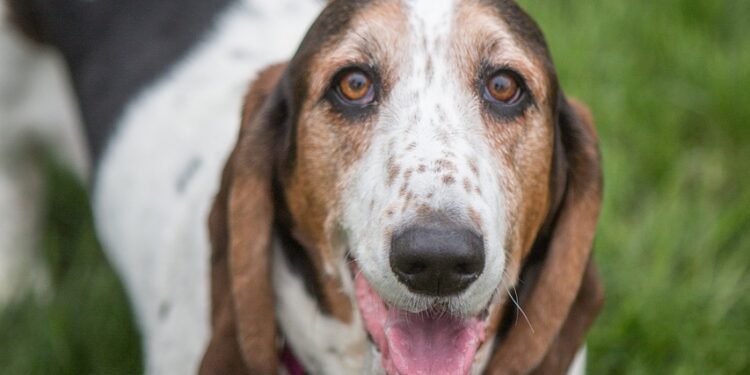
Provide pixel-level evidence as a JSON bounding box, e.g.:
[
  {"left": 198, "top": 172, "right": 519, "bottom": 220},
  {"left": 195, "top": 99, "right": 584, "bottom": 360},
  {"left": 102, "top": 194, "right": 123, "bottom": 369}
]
[
  {"left": 353, "top": 263, "right": 487, "bottom": 375},
  {"left": 273, "top": 238, "right": 504, "bottom": 375}
]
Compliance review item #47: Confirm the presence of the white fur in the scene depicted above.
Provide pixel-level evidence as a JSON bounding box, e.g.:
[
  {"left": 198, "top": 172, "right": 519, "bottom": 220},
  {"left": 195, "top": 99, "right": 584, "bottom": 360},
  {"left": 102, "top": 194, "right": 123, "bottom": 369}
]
[
  {"left": 273, "top": 241, "right": 367, "bottom": 374},
  {"left": 93, "top": 1, "right": 321, "bottom": 373}
]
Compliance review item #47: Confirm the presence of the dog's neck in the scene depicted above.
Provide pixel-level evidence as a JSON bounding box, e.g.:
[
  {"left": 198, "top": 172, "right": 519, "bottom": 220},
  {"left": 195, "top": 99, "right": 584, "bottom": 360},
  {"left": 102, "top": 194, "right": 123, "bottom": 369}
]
[{"left": 271, "top": 239, "right": 368, "bottom": 374}]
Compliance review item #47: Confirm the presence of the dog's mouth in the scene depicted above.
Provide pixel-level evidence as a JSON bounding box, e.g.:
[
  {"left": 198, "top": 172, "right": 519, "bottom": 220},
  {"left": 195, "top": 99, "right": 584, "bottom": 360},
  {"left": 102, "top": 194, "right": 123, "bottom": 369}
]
[{"left": 352, "top": 263, "right": 488, "bottom": 375}]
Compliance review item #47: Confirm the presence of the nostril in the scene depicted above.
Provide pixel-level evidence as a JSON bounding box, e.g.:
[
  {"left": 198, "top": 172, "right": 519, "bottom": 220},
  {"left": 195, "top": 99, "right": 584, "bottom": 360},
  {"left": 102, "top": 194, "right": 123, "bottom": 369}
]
[
  {"left": 403, "top": 261, "right": 426, "bottom": 275},
  {"left": 455, "top": 263, "right": 473, "bottom": 275}
]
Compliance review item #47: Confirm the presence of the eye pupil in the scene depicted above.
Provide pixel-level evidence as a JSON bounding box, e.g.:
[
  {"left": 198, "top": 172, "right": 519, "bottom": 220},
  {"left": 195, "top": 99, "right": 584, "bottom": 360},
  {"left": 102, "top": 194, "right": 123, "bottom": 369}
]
[
  {"left": 492, "top": 77, "right": 509, "bottom": 92},
  {"left": 349, "top": 76, "right": 364, "bottom": 90}
]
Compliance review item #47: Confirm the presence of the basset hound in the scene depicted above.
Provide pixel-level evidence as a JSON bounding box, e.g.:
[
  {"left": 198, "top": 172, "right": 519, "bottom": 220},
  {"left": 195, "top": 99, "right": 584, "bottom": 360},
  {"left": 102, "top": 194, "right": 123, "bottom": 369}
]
[{"left": 5, "top": 0, "right": 603, "bottom": 374}]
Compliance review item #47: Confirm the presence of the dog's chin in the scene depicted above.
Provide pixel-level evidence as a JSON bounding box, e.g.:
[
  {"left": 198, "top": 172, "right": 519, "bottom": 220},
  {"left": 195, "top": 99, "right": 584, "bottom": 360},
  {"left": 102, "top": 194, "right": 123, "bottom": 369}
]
[{"left": 351, "top": 263, "right": 491, "bottom": 375}]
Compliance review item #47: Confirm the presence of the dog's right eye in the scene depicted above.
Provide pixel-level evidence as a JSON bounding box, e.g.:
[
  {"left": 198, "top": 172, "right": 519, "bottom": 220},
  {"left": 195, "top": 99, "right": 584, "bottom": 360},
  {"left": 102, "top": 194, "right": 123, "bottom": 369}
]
[
  {"left": 332, "top": 68, "right": 376, "bottom": 106},
  {"left": 338, "top": 70, "right": 373, "bottom": 103}
]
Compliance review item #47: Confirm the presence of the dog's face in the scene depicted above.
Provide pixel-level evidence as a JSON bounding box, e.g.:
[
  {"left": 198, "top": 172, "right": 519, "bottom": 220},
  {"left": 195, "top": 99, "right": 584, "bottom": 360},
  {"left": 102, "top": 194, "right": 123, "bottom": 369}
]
[
  {"left": 202, "top": 0, "right": 602, "bottom": 374},
  {"left": 282, "top": 0, "right": 557, "bottom": 373}
]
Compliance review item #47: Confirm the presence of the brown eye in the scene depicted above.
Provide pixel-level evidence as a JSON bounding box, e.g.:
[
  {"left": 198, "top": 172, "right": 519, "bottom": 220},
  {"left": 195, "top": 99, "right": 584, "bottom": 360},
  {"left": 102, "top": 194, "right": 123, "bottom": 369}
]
[
  {"left": 337, "top": 70, "right": 374, "bottom": 103},
  {"left": 485, "top": 72, "right": 521, "bottom": 104}
]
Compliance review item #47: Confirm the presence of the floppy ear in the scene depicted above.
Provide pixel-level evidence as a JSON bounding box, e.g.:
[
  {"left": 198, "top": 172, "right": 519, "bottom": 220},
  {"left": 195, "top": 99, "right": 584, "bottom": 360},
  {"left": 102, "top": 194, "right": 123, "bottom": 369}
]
[
  {"left": 532, "top": 258, "right": 604, "bottom": 374},
  {"left": 199, "top": 63, "right": 288, "bottom": 375},
  {"left": 487, "top": 97, "right": 604, "bottom": 374}
]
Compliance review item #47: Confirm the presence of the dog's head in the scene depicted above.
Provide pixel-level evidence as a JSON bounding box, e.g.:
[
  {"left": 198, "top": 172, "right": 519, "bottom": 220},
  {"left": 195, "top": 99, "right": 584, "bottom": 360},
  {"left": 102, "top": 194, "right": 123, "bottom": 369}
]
[{"left": 201, "top": 0, "right": 603, "bottom": 374}]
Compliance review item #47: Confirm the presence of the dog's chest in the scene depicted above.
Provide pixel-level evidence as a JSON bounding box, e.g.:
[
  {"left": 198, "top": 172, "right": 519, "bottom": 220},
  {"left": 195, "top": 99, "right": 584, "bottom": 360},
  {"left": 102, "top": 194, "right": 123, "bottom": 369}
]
[{"left": 91, "top": 1, "right": 322, "bottom": 373}]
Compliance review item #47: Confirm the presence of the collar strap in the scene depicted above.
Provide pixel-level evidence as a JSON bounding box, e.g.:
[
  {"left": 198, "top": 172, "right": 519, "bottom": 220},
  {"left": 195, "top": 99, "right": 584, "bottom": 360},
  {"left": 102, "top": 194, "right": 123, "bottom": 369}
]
[{"left": 281, "top": 345, "right": 306, "bottom": 375}]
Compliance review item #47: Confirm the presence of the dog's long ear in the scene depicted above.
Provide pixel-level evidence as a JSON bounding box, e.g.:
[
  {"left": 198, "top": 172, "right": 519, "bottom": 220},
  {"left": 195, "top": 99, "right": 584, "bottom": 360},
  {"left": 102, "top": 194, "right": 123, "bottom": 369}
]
[
  {"left": 532, "top": 258, "right": 604, "bottom": 374},
  {"left": 200, "top": 63, "right": 288, "bottom": 375},
  {"left": 487, "top": 97, "right": 604, "bottom": 374}
]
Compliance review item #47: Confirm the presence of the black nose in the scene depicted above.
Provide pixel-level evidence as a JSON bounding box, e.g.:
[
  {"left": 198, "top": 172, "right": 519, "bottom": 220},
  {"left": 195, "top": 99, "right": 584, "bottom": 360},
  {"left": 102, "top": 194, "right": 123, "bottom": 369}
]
[{"left": 390, "top": 224, "right": 484, "bottom": 296}]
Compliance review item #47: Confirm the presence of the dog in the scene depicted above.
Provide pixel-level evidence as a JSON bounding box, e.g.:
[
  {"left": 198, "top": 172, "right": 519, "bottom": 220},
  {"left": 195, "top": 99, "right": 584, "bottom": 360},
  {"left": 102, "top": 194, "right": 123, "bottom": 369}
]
[{"left": 3, "top": 0, "right": 604, "bottom": 374}]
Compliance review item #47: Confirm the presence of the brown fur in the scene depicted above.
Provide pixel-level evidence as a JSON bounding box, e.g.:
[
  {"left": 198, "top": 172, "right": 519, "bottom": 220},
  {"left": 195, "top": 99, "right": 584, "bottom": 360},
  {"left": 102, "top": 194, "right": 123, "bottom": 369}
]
[
  {"left": 199, "top": 63, "right": 287, "bottom": 375},
  {"left": 485, "top": 98, "right": 603, "bottom": 374},
  {"left": 531, "top": 259, "right": 604, "bottom": 374}
]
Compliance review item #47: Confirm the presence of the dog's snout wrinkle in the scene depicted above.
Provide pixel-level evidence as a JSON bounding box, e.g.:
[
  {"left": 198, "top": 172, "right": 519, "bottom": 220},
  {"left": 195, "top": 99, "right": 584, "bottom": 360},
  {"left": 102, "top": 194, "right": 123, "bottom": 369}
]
[{"left": 390, "top": 223, "right": 484, "bottom": 297}]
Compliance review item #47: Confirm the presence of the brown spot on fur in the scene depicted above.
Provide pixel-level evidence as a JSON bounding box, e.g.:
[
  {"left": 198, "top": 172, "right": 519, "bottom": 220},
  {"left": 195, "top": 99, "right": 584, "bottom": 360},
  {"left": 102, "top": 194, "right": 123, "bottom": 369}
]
[
  {"left": 469, "top": 159, "right": 480, "bottom": 177},
  {"left": 425, "top": 57, "right": 434, "bottom": 83},
  {"left": 416, "top": 203, "right": 431, "bottom": 216},
  {"left": 387, "top": 157, "right": 401, "bottom": 186},
  {"left": 434, "top": 159, "right": 457, "bottom": 173},
  {"left": 383, "top": 226, "right": 395, "bottom": 248},
  {"left": 406, "top": 142, "right": 418, "bottom": 151},
  {"left": 399, "top": 182, "right": 409, "bottom": 196},
  {"left": 463, "top": 177, "right": 473, "bottom": 194},
  {"left": 404, "top": 167, "right": 414, "bottom": 181},
  {"left": 436, "top": 127, "right": 451, "bottom": 146},
  {"left": 405, "top": 192, "right": 414, "bottom": 204},
  {"left": 442, "top": 175, "right": 456, "bottom": 185},
  {"left": 468, "top": 207, "right": 483, "bottom": 229},
  {"left": 386, "top": 208, "right": 395, "bottom": 218},
  {"left": 417, "top": 164, "right": 427, "bottom": 173}
]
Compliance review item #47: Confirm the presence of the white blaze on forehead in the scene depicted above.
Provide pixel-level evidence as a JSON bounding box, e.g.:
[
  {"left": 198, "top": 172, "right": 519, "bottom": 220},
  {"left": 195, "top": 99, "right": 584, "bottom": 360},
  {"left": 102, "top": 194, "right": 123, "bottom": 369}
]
[
  {"left": 404, "top": 0, "right": 455, "bottom": 78},
  {"left": 406, "top": 0, "right": 455, "bottom": 32}
]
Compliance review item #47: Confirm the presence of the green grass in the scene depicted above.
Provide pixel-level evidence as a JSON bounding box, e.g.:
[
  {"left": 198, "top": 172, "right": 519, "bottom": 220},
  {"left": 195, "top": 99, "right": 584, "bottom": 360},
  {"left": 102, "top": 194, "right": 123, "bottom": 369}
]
[
  {"left": 0, "top": 159, "right": 142, "bottom": 375},
  {"left": 2, "top": 0, "right": 749, "bottom": 373}
]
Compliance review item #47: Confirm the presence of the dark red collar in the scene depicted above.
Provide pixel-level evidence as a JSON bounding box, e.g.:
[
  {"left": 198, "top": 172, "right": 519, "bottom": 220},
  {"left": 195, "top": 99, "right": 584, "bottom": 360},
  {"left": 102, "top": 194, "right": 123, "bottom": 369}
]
[{"left": 281, "top": 345, "right": 306, "bottom": 375}]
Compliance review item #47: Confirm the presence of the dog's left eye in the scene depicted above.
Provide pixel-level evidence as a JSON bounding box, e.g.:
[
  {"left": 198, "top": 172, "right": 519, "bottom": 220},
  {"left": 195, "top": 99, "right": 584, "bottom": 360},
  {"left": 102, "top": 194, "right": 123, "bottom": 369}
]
[
  {"left": 484, "top": 71, "right": 522, "bottom": 104},
  {"left": 334, "top": 68, "right": 375, "bottom": 106},
  {"left": 479, "top": 68, "right": 532, "bottom": 119}
]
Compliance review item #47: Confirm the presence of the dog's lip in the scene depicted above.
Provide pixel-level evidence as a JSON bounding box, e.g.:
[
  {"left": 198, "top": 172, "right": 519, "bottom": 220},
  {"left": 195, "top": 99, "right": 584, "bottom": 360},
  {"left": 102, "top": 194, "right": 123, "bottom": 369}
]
[
  {"left": 346, "top": 255, "right": 492, "bottom": 318},
  {"left": 349, "top": 259, "right": 490, "bottom": 375}
]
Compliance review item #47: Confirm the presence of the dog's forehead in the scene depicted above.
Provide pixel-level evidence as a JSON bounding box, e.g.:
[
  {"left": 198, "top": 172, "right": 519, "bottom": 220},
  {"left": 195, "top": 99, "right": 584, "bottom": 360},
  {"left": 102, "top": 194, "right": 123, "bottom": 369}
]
[{"left": 288, "top": 0, "right": 554, "bottom": 95}]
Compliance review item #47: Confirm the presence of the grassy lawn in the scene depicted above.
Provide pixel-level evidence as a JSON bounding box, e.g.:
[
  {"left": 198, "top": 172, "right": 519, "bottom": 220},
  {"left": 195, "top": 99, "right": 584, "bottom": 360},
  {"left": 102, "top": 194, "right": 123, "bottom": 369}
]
[
  {"left": 0, "top": 161, "right": 142, "bottom": 375},
  {"left": 1, "top": 0, "right": 749, "bottom": 373}
]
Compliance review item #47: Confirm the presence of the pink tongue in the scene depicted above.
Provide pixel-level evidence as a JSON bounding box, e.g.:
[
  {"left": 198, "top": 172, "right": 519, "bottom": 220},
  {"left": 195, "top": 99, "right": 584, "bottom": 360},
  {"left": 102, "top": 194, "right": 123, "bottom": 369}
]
[
  {"left": 385, "top": 310, "right": 484, "bottom": 375},
  {"left": 354, "top": 271, "right": 485, "bottom": 375}
]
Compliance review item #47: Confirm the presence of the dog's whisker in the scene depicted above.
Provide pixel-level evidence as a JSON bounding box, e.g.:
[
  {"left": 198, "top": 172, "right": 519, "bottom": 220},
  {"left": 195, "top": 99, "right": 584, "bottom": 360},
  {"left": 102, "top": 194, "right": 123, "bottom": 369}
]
[{"left": 505, "top": 284, "right": 534, "bottom": 333}]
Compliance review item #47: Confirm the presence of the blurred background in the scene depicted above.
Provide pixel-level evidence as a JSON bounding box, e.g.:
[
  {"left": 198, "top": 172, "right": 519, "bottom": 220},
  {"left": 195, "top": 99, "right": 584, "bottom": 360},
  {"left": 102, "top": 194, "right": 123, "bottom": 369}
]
[{"left": 1, "top": 0, "right": 748, "bottom": 374}]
